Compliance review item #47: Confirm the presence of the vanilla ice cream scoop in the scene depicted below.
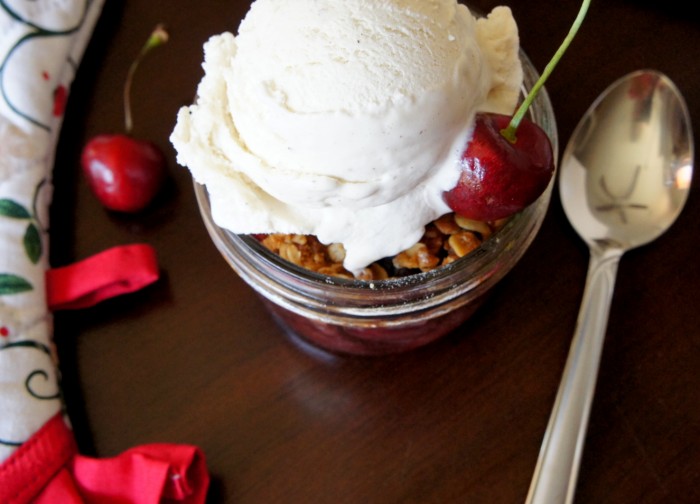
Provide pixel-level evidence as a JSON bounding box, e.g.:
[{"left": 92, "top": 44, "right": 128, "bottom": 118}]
[{"left": 171, "top": 0, "right": 523, "bottom": 273}]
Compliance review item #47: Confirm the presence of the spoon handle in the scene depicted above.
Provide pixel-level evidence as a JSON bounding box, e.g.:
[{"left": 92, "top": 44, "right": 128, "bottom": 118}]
[{"left": 525, "top": 246, "right": 623, "bottom": 504}]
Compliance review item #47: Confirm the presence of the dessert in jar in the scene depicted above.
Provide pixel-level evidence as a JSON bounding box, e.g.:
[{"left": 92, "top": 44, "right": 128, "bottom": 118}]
[{"left": 172, "top": 0, "right": 558, "bottom": 355}]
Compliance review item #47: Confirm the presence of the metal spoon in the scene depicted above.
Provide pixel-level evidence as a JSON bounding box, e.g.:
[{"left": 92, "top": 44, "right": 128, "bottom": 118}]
[{"left": 525, "top": 69, "right": 693, "bottom": 504}]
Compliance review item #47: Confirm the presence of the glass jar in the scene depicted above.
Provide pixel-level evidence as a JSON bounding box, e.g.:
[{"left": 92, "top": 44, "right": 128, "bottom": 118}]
[{"left": 193, "top": 52, "right": 558, "bottom": 356}]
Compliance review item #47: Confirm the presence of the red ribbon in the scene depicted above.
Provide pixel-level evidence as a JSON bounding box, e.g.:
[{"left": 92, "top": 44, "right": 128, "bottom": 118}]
[{"left": 46, "top": 244, "right": 160, "bottom": 310}]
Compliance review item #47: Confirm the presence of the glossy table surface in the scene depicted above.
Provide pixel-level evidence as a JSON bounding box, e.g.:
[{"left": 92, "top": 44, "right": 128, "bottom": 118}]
[{"left": 51, "top": 1, "right": 700, "bottom": 503}]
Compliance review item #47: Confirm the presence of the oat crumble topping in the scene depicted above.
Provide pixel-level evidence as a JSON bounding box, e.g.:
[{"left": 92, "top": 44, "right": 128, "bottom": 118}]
[{"left": 259, "top": 213, "right": 506, "bottom": 280}]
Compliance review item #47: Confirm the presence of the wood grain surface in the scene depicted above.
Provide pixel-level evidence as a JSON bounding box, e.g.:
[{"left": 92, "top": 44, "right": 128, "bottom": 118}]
[{"left": 50, "top": 1, "right": 700, "bottom": 502}]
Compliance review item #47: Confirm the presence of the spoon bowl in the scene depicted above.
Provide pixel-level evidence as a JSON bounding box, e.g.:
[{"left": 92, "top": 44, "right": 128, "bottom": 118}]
[
  {"left": 525, "top": 69, "right": 693, "bottom": 504},
  {"left": 560, "top": 70, "right": 693, "bottom": 252}
]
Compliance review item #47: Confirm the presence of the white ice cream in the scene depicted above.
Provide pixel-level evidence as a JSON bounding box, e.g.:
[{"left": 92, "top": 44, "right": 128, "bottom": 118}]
[{"left": 171, "top": 0, "right": 523, "bottom": 273}]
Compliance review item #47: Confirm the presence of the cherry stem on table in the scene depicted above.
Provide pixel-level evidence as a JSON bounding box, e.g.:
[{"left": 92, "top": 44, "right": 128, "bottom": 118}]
[{"left": 124, "top": 24, "right": 169, "bottom": 134}]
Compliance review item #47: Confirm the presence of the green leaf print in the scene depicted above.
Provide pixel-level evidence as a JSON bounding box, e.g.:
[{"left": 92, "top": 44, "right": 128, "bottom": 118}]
[
  {"left": 0, "top": 273, "right": 33, "bottom": 295},
  {"left": 0, "top": 180, "right": 47, "bottom": 264},
  {"left": 0, "top": 198, "right": 31, "bottom": 219},
  {"left": 23, "top": 223, "right": 42, "bottom": 264}
]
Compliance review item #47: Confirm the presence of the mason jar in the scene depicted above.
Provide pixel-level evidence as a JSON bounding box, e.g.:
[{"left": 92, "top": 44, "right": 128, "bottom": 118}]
[{"left": 193, "top": 52, "right": 558, "bottom": 356}]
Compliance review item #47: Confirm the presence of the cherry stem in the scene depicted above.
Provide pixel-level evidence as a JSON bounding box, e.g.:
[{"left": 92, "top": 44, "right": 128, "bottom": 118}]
[
  {"left": 500, "top": 0, "right": 591, "bottom": 143},
  {"left": 124, "top": 24, "right": 169, "bottom": 134}
]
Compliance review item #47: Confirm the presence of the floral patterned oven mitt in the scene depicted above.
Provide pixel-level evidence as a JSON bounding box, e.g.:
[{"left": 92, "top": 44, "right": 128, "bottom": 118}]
[{"left": 0, "top": 2, "right": 209, "bottom": 502}]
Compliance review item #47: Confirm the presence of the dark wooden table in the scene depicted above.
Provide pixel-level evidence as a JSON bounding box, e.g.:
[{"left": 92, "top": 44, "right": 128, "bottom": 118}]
[{"left": 50, "top": 1, "right": 700, "bottom": 503}]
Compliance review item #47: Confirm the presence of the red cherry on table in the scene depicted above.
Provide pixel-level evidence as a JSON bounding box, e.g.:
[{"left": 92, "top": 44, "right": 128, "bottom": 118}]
[
  {"left": 81, "top": 134, "right": 167, "bottom": 213},
  {"left": 444, "top": 112, "right": 554, "bottom": 221}
]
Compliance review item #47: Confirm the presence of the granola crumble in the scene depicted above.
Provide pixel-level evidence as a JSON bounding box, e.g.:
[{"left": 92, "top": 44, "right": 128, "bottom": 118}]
[{"left": 259, "top": 213, "right": 505, "bottom": 280}]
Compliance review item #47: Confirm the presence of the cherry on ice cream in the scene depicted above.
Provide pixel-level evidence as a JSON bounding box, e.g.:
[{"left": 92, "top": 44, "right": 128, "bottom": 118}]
[
  {"left": 445, "top": 113, "right": 554, "bottom": 221},
  {"left": 446, "top": 0, "right": 590, "bottom": 222}
]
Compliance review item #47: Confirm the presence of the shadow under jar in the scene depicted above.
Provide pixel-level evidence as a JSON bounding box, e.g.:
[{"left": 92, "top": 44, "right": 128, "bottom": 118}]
[{"left": 193, "top": 52, "right": 558, "bottom": 356}]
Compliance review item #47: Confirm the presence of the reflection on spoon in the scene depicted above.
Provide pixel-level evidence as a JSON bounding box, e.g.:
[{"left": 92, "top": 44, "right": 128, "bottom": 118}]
[{"left": 561, "top": 70, "right": 692, "bottom": 250}]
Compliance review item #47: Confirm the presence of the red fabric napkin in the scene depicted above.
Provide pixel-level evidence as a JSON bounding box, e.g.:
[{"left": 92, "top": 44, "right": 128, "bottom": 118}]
[
  {"left": 0, "top": 413, "right": 209, "bottom": 504},
  {"left": 0, "top": 3, "right": 211, "bottom": 500}
]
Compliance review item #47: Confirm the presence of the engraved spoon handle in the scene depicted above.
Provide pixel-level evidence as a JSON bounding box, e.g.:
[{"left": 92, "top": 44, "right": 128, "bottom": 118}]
[{"left": 525, "top": 246, "right": 623, "bottom": 504}]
